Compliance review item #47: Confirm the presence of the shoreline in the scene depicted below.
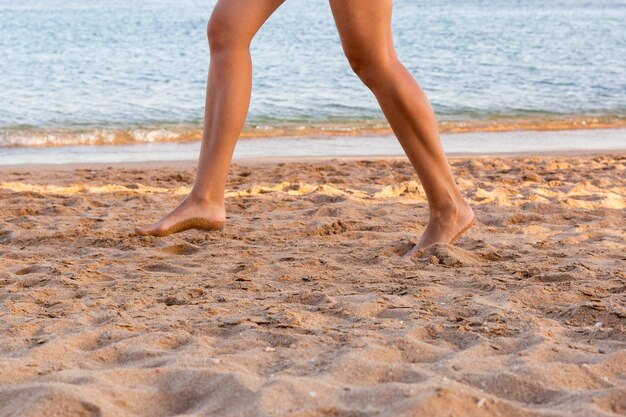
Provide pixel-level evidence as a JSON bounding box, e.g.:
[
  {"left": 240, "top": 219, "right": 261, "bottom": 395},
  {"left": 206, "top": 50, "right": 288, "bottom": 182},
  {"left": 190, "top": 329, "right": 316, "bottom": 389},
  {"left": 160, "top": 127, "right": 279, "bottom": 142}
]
[
  {"left": 2, "top": 115, "right": 626, "bottom": 149},
  {"left": 2, "top": 148, "right": 626, "bottom": 173},
  {"left": 1, "top": 128, "right": 625, "bottom": 167}
]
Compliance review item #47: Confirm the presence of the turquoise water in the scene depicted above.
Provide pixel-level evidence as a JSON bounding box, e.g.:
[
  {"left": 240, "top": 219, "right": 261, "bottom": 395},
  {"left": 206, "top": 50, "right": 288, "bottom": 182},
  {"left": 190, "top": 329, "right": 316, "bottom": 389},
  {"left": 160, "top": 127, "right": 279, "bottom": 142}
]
[{"left": 1, "top": 0, "right": 625, "bottom": 147}]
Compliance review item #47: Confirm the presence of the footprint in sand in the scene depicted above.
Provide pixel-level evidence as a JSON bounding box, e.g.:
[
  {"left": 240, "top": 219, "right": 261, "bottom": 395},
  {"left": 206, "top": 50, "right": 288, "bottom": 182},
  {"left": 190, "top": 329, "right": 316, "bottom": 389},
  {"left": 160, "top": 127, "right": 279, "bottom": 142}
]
[
  {"left": 0, "top": 229, "right": 13, "bottom": 243},
  {"left": 14, "top": 265, "right": 51, "bottom": 276},
  {"left": 395, "top": 388, "right": 529, "bottom": 417},
  {"left": 159, "top": 243, "right": 200, "bottom": 256},
  {"left": 463, "top": 372, "right": 560, "bottom": 405},
  {"left": 532, "top": 271, "right": 579, "bottom": 283},
  {"left": 143, "top": 263, "right": 189, "bottom": 274},
  {"left": 2, "top": 388, "right": 101, "bottom": 417}
]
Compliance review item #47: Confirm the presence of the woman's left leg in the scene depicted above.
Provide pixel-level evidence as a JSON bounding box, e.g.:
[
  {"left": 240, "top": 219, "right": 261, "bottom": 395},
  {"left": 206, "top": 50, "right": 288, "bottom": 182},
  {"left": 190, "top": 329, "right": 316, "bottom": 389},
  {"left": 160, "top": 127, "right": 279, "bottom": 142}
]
[{"left": 328, "top": 0, "right": 474, "bottom": 251}]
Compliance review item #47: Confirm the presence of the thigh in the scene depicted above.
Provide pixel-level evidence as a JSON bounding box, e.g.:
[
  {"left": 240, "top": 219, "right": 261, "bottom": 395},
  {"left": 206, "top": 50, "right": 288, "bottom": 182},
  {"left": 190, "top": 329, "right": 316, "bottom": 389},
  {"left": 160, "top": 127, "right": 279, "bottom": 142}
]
[
  {"left": 209, "top": 0, "right": 285, "bottom": 45},
  {"left": 328, "top": 0, "right": 395, "bottom": 59}
]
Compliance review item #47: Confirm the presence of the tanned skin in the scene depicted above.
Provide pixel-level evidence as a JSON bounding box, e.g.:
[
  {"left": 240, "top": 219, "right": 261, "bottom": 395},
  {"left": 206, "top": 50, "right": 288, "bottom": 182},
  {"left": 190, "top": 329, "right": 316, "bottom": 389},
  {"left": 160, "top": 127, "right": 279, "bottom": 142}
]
[{"left": 136, "top": 0, "right": 475, "bottom": 253}]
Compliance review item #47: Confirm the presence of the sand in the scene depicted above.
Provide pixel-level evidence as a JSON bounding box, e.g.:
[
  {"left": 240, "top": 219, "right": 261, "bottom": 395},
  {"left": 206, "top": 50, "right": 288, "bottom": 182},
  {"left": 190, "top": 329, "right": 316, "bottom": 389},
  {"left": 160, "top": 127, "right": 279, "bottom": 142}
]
[{"left": 0, "top": 153, "right": 624, "bottom": 417}]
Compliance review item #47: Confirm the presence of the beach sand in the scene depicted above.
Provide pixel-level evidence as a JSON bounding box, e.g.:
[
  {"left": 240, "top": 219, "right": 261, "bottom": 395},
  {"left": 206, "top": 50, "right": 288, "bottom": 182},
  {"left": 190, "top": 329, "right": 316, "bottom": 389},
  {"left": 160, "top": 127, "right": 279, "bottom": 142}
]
[{"left": 0, "top": 153, "right": 624, "bottom": 417}]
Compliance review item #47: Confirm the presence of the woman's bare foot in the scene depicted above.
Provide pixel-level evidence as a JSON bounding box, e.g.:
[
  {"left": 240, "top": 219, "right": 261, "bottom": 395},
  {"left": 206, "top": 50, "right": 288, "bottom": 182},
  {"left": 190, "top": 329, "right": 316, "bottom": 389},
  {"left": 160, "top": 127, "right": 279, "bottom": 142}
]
[
  {"left": 405, "top": 201, "right": 475, "bottom": 256},
  {"left": 135, "top": 195, "right": 226, "bottom": 237}
]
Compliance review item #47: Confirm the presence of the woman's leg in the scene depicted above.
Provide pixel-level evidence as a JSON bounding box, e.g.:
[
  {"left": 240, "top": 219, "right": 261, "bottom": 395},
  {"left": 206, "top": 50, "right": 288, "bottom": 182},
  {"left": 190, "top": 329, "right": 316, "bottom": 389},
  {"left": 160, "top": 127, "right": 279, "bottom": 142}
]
[
  {"left": 329, "top": 0, "right": 474, "bottom": 250},
  {"left": 137, "top": 0, "right": 285, "bottom": 237}
]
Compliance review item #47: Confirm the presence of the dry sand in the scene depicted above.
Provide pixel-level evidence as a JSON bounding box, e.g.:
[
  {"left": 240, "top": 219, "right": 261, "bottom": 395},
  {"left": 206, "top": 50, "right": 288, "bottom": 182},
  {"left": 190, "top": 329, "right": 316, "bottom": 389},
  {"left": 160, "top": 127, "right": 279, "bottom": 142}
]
[{"left": 0, "top": 153, "right": 625, "bottom": 417}]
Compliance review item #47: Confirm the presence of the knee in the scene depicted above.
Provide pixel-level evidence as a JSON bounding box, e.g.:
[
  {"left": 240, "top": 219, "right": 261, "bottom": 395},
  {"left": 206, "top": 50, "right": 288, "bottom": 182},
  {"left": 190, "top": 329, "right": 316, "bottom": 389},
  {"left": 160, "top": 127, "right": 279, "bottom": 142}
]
[
  {"left": 345, "top": 50, "right": 396, "bottom": 89},
  {"left": 206, "top": 15, "right": 248, "bottom": 52}
]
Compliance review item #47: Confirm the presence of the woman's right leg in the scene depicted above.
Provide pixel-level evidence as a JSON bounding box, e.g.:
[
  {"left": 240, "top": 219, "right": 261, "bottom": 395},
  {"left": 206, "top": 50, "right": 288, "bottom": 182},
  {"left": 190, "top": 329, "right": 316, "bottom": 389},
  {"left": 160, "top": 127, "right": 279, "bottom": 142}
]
[{"left": 137, "top": 0, "right": 285, "bottom": 237}]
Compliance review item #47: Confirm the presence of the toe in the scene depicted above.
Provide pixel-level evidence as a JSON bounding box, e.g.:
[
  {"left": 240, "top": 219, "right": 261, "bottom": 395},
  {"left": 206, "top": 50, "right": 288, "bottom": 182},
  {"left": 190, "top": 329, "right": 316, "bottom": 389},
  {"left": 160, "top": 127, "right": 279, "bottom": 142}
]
[{"left": 135, "top": 225, "right": 155, "bottom": 236}]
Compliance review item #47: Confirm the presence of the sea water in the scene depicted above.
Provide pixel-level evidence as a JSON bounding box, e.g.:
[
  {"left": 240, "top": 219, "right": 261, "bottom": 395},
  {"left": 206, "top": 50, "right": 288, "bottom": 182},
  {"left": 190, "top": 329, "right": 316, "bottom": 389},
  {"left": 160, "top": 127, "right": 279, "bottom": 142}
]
[{"left": 0, "top": 0, "right": 625, "bottom": 151}]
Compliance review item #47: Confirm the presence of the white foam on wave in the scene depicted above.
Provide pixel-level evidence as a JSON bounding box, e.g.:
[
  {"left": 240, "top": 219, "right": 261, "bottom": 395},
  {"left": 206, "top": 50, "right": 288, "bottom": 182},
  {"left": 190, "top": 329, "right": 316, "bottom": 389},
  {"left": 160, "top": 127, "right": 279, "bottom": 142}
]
[
  {"left": 0, "top": 128, "right": 198, "bottom": 148},
  {"left": 1, "top": 128, "right": 625, "bottom": 166},
  {"left": 1, "top": 117, "right": 625, "bottom": 150}
]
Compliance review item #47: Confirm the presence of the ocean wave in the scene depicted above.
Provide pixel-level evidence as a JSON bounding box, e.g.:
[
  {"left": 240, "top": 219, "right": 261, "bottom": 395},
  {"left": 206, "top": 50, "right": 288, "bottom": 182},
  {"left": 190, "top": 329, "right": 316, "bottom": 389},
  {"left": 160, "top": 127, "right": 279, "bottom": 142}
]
[{"left": 1, "top": 116, "right": 625, "bottom": 148}]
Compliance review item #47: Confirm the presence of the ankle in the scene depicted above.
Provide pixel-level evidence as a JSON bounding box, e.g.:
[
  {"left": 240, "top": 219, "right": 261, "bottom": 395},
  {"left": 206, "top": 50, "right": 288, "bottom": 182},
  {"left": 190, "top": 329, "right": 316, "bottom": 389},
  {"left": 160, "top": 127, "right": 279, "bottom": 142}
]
[
  {"left": 429, "top": 204, "right": 458, "bottom": 223},
  {"left": 429, "top": 195, "right": 469, "bottom": 222},
  {"left": 187, "top": 190, "right": 224, "bottom": 210}
]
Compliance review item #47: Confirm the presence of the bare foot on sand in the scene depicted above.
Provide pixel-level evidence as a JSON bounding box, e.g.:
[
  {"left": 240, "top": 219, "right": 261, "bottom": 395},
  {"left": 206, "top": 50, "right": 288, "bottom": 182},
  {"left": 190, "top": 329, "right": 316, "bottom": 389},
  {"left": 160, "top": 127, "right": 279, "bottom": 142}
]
[
  {"left": 405, "top": 202, "right": 475, "bottom": 256},
  {"left": 135, "top": 196, "right": 225, "bottom": 237}
]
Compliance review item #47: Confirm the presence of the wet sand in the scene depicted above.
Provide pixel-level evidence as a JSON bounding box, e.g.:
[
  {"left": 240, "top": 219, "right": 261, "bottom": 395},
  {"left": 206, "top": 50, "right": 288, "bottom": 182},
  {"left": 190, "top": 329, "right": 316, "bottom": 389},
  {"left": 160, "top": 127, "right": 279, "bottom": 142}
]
[{"left": 0, "top": 153, "right": 625, "bottom": 416}]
